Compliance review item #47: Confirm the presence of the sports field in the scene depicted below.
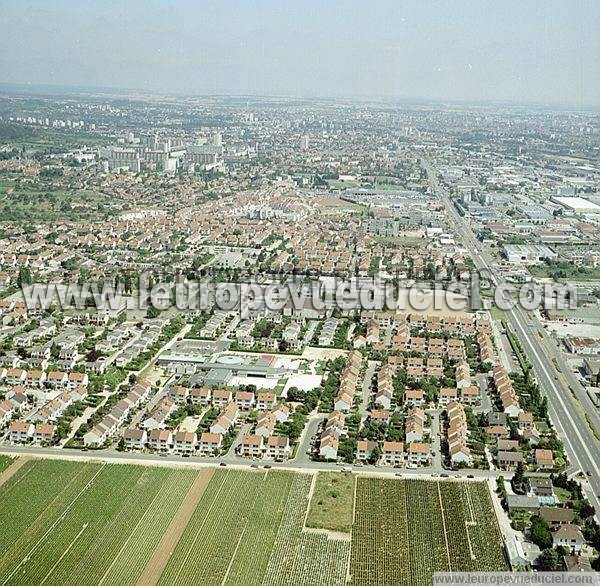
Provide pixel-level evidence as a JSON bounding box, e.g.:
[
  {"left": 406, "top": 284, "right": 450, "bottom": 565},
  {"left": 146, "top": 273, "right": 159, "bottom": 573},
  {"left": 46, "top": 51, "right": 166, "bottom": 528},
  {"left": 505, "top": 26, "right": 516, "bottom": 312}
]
[{"left": 0, "top": 460, "right": 507, "bottom": 585}]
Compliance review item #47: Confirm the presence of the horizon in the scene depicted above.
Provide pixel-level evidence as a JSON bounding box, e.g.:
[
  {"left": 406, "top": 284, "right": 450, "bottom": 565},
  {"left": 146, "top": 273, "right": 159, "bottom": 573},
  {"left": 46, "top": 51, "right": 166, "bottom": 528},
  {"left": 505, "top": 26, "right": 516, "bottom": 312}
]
[{"left": 1, "top": 0, "right": 599, "bottom": 108}]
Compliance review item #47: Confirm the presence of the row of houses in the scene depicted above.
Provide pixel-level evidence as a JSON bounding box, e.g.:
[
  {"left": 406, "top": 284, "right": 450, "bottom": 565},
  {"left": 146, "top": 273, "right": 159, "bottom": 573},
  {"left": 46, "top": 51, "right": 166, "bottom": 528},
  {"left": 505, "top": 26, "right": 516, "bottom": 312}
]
[
  {"left": 123, "top": 428, "right": 223, "bottom": 455},
  {"left": 0, "top": 368, "right": 89, "bottom": 391},
  {"left": 492, "top": 365, "right": 522, "bottom": 417},
  {"left": 29, "top": 386, "right": 88, "bottom": 424},
  {"left": 238, "top": 434, "right": 291, "bottom": 460},
  {"left": 319, "top": 411, "right": 345, "bottom": 460},
  {"left": 447, "top": 401, "right": 472, "bottom": 466},
  {"left": 8, "top": 422, "right": 57, "bottom": 444},
  {"left": 358, "top": 439, "right": 432, "bottom": 466},
  {"left": 83, "top": 380, "right": 152, "bottom": 446},
  {"left": 0, "top": 388, "right": 29, "bottom": 427},
  {"left": 333, "top": 351, "right": 363, "bottom": 411},
  {"left": 166, "top": 385, "right": 280, "bottom": 413}
]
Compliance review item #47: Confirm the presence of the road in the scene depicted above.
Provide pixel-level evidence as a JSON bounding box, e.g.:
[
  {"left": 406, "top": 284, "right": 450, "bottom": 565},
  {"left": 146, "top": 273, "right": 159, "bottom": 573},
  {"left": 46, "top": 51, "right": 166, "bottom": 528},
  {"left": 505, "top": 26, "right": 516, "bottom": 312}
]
[
  {"left": 0, "top": 443, "right": 517, "bottom": 482},
  {"left": 423, "top": 159, "right": 600, "bottom": 515}
]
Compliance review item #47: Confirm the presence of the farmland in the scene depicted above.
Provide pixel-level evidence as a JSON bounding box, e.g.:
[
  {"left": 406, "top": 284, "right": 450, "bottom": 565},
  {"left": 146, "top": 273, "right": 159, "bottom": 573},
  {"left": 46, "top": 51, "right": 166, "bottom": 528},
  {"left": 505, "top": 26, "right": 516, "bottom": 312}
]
[
  {"left": 0, "top": 459, "right": 507, "bottom": 585},
  {"left": 350, "top": 477, "right": 509, "bottom": 585},
  {"left": 305, "top": 471, "right": 355, "bottom": 534}
]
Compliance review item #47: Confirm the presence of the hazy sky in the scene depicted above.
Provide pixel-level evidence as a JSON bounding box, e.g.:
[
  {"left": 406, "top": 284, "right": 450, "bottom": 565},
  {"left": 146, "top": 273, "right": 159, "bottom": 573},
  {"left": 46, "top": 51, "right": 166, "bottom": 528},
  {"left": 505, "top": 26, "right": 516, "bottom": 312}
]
[{"left": 1, "top": 0, "right": 599, "bottom": 106}]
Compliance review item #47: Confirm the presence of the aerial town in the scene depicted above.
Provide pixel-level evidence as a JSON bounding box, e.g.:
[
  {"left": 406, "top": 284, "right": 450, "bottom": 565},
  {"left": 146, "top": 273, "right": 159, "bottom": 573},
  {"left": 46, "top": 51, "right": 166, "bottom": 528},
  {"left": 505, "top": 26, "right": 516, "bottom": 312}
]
[{"left": 0, "top": 90, "right": 597, "bottom": 582}]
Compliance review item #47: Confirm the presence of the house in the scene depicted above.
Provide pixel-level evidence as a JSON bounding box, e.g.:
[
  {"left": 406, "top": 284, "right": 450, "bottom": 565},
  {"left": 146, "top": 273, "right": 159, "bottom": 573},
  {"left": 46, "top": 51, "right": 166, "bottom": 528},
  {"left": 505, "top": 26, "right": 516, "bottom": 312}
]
[
  {"left": 272, "top": 403, "right": 290, "bottom": 423},
  {"left": 212, "top": 389, "right": 233, "bottom": 408},
  {"left": 256, "top": 392, "right": 276, "bottom": 410},
  {"left": 334, "top": 391, "right": 353, "bottom": 412},
  {"left": 553, "top": 524, "right": 585, "bottom": 553},
  {"left": 527, "top": 478, "right": 554, "bottom": 503},
  {"left": 83, "top": 427, "right": 108, "bottom": 447},
  {"left": 173, "top": 431, "right": 197, "bottom": 455},
  {"left": 404, "top": 390, "right": 425, "bottom": 407},
  {"left": 256, "top": 412, "right": 276, "bottom": 437},
  {"left": 123, "top": 428, "right": 148, "bottom": 450},
  {"left": 439, "top": 387, "right": 457, "bottom": 406},
  {"left": 497, "top": 439, "right": 520, "bottom": 451},
  {"left": 168, "top": 386, "right": 190, "bottom": 404},
  {"left": 381, "top": 441, "right": 404, "bottom": 466},
  {"left": 239, "top": 434, "right": 264, "bottom": 458},
  {"left": 319, "top": 433, "right": 338, "bottom": 460},
  {"left": 0, "top": 400, "right": 15, "bottom": 426},
  {"left": 25, "top": 370, "right": 47, "bottom": 388},
  {"left": 198, "top": 432, "right": 222, "bottom": 454},
  {"left": 518, "top": 411, "right": 534, "bottom": 431},
  {"left": 148, "top": 429, "right": 173, "bottom": 452},
  {"left": 405, "top": 407, "right": 425, "bottom": 443},
  {"left": 506, "top": 494, "right": 541, "bottom": 514},
  {"left": 356, "top": 439, "right": 378, "bottom": 462},
  {"left": 47, "top": 371, "right": 69, "bottom": 388},
  {"left": 485, "top": 425, "right": 509, "bottom": 439},
  {"left": 563, "top": 555, "right": 593, "bottom": 573},
  {"left": 460, "top": 385, "right": 480, "bottom": 405},
  {"left": 68, "top": 372, "right": 89, "bottom": 389},
  {"left": 497, "top": 450, "right": 524, "bottom": 470},
  {"left": 209, "top": 402, "right": 238, "bottom": 435},
  {"left": 34, "top": 423, "right": 56, "bottom": 444},
  {"left": 5, "top": 368, "right": 27, "bottom": 386},
  {"left": 235, "top": 391, "right": 255, "bottom": 411},
  {"left": 450, "top": 443, "right": 472, "bottom": 466},
  {"left": 535, "top": 448, "right": 554, "bottom": 469},
  {"left": 9, "top": 421, "right": 34, "bottom": 442},
  {"left": 266, "top": 436, "right": 291, "bottom": 461},
  {"left": 540, "top": 506, "right": 575, "bottom": 528},
  {"left": 407, "top": 442, "right": 431, "bottom": 465},
  {"left": 190, "top": 387, "right": 211, "bottom": 405}
]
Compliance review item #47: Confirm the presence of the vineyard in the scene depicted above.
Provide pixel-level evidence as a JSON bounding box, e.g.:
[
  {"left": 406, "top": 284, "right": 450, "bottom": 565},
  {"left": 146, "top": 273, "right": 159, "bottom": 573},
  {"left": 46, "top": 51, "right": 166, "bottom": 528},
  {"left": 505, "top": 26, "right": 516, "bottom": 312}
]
[
  {"left": 350, "top": 477, "right": 508, "bottom": 585},
  {"left": 0, "top": 460, "right": 506, "bottom": 585},
  {"left": 0, "top": 456, "right": 14, "bottom": 475}
]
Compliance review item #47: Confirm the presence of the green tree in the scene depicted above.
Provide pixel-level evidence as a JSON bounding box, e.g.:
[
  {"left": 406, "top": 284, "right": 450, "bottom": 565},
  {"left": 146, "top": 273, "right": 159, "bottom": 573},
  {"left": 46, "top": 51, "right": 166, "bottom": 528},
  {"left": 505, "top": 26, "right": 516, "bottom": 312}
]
[
  {"left": 536, "top": 548, "right": 559, "bottom": 571},
  {"left": 530, "top": 516, "right": 553, "bottom": 550}
]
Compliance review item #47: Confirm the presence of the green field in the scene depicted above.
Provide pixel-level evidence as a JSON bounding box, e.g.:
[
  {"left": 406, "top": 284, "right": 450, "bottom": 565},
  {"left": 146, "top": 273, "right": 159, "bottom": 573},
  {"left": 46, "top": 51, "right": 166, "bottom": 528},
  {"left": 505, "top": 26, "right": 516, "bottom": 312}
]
[
  {"left": 0, "top": 455, "right": 15, "bottom": 474},
  {"left": 305, "top": 471, "right": 355, "bottom": 534},
  {"left": 0, "top": 460, "right": 507, "bottom": 585},
  {"left": 350, "top": 477, "right": 509, "bottom": 585}
]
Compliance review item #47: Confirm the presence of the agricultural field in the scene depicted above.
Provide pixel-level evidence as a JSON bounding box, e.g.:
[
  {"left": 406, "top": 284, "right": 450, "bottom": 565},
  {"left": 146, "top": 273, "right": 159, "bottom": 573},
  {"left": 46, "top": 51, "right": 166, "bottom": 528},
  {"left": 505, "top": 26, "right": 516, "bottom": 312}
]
[
  {"left": 305, "top": 471, "right": 355, "bottom": 534},
  {"left": 0, "top": 459, "right": 507, "bottom": 585},
  {"left": 0, "top": 455, "right": 15, "bottom": 475},
  {"left": 350, "top": 477, "right": 509, "bottom": 585}
]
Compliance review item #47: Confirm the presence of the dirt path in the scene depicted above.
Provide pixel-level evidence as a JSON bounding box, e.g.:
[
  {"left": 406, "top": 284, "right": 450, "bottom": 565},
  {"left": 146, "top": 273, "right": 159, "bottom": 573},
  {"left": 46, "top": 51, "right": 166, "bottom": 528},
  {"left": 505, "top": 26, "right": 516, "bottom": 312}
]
[
  {"left": 136, "top": 468, "right": 214, "bottom": 586},
  {"left": 0, "top": 456, "right": 29, "bottom": 489}
]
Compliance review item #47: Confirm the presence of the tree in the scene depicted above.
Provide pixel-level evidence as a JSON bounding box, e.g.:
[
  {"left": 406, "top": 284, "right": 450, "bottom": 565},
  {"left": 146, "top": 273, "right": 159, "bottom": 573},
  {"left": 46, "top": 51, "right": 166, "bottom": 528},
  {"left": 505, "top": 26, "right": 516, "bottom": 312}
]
[
  {"left": 530, "top": 516, "right": 553, "bottom": 550},
  {"left": 511, "top": 461, "right": 525, "bottom": 494},
  {"left": 536, "top": 548, "right": 559, "bottom": 571}
]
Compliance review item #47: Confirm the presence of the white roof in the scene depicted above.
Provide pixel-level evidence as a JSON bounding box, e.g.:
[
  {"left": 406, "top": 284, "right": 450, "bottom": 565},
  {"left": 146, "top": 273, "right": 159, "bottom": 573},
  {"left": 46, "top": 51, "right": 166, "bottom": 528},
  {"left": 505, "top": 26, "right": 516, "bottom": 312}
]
[{"left": 553, "top": 196, "right": 600, "bottom": 211}]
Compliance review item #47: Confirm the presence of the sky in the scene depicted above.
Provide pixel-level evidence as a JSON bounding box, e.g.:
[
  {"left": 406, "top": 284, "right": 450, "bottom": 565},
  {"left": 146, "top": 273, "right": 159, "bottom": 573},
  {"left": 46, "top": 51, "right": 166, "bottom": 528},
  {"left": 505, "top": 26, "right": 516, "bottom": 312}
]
[{"left": 0, "top": 0, "right": 599, "bottom": 107}]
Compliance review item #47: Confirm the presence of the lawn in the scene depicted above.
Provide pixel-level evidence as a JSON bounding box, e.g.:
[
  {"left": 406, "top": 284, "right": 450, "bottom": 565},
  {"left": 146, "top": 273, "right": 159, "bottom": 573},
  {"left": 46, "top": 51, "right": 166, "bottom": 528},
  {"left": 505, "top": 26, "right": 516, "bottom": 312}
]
[{"left": 306, "top": 471, "right": 355, "bottom": 534}]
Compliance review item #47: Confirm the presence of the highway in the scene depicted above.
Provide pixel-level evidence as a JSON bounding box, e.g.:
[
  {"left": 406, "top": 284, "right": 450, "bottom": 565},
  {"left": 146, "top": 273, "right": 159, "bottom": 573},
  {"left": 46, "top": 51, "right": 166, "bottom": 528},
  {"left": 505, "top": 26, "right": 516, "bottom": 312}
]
[{"left": 423, "top": 159, "right": 600, "bottom": 514}]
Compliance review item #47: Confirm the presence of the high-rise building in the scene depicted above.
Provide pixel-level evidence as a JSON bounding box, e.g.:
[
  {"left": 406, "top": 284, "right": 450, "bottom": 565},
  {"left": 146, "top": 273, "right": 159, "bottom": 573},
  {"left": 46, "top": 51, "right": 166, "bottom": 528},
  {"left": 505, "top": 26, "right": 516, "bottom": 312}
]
[{"left": 300, "top": 135, "right": 309, "bottom": 150}]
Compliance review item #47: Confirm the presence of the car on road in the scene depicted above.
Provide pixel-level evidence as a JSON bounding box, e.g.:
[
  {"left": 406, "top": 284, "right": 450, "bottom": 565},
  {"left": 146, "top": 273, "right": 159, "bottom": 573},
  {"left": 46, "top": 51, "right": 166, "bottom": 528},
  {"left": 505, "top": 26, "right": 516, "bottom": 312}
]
[
  {"left": 264, "top": 464, "right": 272, "bottom": 469},
  {"left": 440, "top": 473, "right": 449, "bottom": 478},
  {"left": 250, "top": 463, "right": 258, "bottom": 468},
  {"left": 467, "top": 474, "right": 474, "bottom": 479},
  {"left": 219, "top": 462, "right": 227, "bottom": 467}
]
